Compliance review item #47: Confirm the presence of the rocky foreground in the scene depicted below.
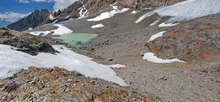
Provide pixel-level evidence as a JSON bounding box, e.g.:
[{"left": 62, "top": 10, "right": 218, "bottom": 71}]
[{"left": 0, "top": 67, "right": 160, "bottom": 102}]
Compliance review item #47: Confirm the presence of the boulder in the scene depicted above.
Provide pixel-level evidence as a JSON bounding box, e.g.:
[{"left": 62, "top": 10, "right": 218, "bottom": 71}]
[{"left": 0, "top": 28, "right": 57, "bottom": 55}]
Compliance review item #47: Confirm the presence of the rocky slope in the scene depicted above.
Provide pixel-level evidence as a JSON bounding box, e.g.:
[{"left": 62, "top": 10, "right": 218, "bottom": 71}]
[
  {"left": 0, "top": 28, "right": 161, "bottom": 102},
  {"left": 0, "top": 67, "right": 160, "bottom": 102},
  {"left": 40, "top": 6, "right": 220, "bottom": 102},
  {"left": 56, "top": 0, "right": 184, "bottom": 20},
  {"left": 7, "top": 9, "right": 53, "bottom": 31},
  {"left": 146, "top": 14, "right": 220, "bottom": 62}
]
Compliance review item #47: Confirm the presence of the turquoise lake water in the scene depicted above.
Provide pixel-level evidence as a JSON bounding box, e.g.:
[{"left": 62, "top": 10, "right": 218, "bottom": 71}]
[{"left": 54, "top": 33, "right": 97, "bottom": 48}]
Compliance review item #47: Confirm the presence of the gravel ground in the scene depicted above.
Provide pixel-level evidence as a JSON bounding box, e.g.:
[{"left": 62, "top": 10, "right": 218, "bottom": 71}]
[
  {"left": 76, "top": 11, "right": 220, "bottom": 102},
  {"left": 27, "top": 9, "right": 220, "bottom": 102}
]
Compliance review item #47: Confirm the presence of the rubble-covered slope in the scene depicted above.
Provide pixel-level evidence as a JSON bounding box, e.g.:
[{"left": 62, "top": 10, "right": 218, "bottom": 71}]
[
  {"left": 0, "top": 67, "right": 160, "bottom": 102},
  {"left": 146, "top": 14, "right": 220, "bottom": 62}
]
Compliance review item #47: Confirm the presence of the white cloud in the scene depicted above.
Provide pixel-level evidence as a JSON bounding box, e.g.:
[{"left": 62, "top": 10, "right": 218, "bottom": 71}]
[
  {"left": 53, "top": 0, "right": 78, "bottom": 11},
  {"left": 18, "top": 0, "right": 30, "bottom": 3},
  {"left": 18, "top": 0, "right": 78, "bottom": 11},
  {"left": 0, "top": 12, "right": 29, "bottom": 23}
]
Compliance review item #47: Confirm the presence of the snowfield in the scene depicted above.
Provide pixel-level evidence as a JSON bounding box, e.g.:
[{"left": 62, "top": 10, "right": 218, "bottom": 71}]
[
  {"left": 0, "top": 44, "right": 127, "bottom": 86},
  {"left": 91, "top": 23, "right": 104, "bottom": 29},
  {"left": 143, "top": 52, "right": 185, "bottom": 63},
  {"left": 30, "top": 24, "right": 73, "bottom": 36},
  {"left": 148, "top": 31, "right": 166, "bottom": 42},
  {"left": 136, "top": 0, "right": 220, "bottom": 23},
  {"left": 87, "top": 6, "right": 129, "bottom": 22}
]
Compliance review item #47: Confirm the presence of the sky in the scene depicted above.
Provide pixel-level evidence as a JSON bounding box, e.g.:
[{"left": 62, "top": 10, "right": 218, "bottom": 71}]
[{"left": 0, "top": 0, "right": 78, "bottom": 26}]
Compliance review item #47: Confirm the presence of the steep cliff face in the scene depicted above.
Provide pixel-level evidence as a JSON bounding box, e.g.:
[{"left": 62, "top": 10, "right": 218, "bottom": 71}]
[{"left": 7, "top": 9, "right": 52, "bottom": 31}]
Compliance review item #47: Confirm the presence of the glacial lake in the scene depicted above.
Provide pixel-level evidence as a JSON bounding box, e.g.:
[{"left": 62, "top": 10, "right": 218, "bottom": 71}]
[{"left": 54, "top": 33, "right": 97, "bottom": 48}]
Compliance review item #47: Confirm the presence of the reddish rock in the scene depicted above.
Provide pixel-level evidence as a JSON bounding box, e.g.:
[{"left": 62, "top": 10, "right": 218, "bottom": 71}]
[{"left": 146, "top": 14, "right": 220, "bottom": 62}]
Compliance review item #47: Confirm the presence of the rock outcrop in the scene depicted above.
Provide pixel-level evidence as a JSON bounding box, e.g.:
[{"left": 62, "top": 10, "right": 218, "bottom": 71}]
[
  {"left": 0, "top": 28, "right": 56, "bottom": 55},
  {"left": 0, "top": 67, "right": 160, "bottom": 102}
]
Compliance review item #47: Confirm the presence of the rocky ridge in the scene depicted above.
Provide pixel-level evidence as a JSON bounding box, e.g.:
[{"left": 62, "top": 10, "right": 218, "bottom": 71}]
[
  {"left": 7, "top": 9, "right": 53, "bottom": 31},
  {"left": 56, "top": 0, "right": 185, "bottom": 20}
]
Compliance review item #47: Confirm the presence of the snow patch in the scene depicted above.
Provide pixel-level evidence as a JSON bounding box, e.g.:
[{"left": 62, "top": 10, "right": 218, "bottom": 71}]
[
  {"left": 65, "top": 15, "right": 70, "bottom": 19},
  {"left": 87, "top": 6, "right": 129, "bottom": 22},
  {"left": 91, "top": 23, "right": 104, "bottom": 29},
  {"left": 0, "top": 44, "right": 127, "bottom": 86},
  {"left": 30, "top": 24, "right": 73, "bottom": 36},
  {"left": 28, "top": 27, "right": 33, "bottom": 30},
  {"left": 29, "top": 31, "right": 51, "bottom": 36},
  {"left": 150, "top": 19, "right": 160, "bottom": 26},
  {"left": 135, "top": 12, "right": 154, "bottom": 23},
  {"left": 143, "top": 52, "right": 185, "bottom": 63},
  {"left": 107, "top": 64, "right": 126, "bottom": 69},
  {"left": 148, "top": 31, "right": 166, "bottom": 42},
  {"left": 158, "top": 23, "right": 178, "bottom": 27},
  {"left": 131, "top": 10, "right": 138, "bottom": 14}
]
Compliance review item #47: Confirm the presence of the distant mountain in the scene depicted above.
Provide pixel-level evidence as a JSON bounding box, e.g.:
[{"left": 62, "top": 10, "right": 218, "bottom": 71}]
[
  {"left": 7, "top": 9, "right": 53, "bottom": 31},
  {"left": 7, "top": 0, "right": 184, "bottom": 31}
]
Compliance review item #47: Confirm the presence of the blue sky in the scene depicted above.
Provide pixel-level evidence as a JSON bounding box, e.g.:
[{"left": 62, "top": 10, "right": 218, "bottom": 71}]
[
  {"left": 0, "top": 0, "right": 54, "bottom": 13},
  {"left": 0, "top": 0, "right": 77, "bottom": 26}
]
